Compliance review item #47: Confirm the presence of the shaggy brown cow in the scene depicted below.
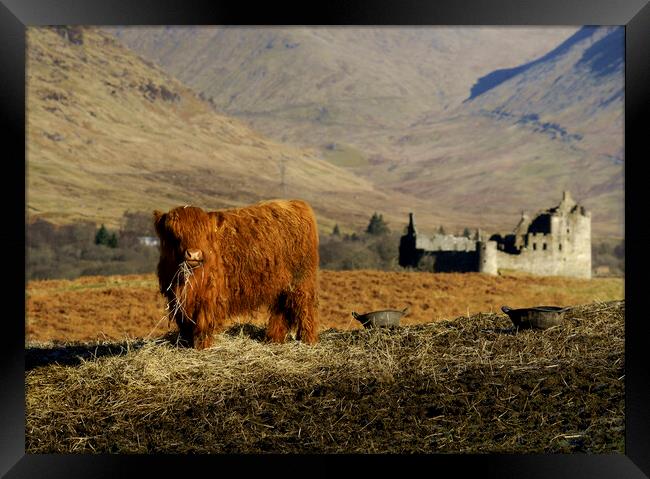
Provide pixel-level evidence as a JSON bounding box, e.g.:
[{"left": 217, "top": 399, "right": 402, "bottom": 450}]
[{"left": 153, "top": 200, "right": 320, "bottom": 349}]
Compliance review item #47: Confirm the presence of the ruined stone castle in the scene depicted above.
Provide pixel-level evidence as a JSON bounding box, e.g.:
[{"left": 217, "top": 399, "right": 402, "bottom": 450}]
[{"left": 399, "top": 191, "right": 592, "bottom": 278}]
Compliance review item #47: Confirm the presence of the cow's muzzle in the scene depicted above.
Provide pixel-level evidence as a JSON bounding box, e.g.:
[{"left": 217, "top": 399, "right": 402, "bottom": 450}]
[{"left": 184, "top": 249, "right": 204, "bottom": 268}]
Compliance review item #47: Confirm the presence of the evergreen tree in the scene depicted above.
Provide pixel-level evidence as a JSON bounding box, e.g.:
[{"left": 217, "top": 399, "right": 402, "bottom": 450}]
[
  {"left": 95, "top": 224, "right": 110, "bottom": 246},
  {"left": 332, "top": 224, "right": 341, "bottom": 237},
  {"left": 462, "top": 227, "right": 471, "bottom": 238},
  {"left": 107, "top": 233, "right": 118, "bottom": 248},
  {"left": 437, "top": 225, "right": 446, "bottom": 235},
  {"left": 95, "top": 224, "right": 118, "bottom": 248},
  {"left": 366, "top": 212, "right": 390, "bottom": 236}
]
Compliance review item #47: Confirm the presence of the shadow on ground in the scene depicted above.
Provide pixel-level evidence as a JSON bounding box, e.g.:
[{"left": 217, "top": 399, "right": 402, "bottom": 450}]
[
  {"left": 25, "top": 340, "right": 148, "bottom": 371},
  {"left": 25, "top": 324, "right": 271, "bottom": 371}
]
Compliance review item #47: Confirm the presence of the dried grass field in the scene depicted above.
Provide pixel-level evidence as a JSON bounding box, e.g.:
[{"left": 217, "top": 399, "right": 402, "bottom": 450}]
[
  {"left": 25, "top": 271, "right": 624, "bottom": 453},
  {"left": 26, "top": 270, "right": 623, "bottom": 342}
]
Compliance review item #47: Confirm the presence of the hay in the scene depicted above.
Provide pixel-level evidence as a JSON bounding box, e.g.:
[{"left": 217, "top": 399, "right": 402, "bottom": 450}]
[
  {"left": 26, "top": 300, "right": 624, "bottom": 453},
  {"left": 164, "top": 261, "right": 196, "bottom": 326}
]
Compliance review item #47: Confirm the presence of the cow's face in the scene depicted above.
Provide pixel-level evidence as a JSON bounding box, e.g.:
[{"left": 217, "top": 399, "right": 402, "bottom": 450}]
[{"left": 153, "top": 206, "right": 215, "bottom": 270}]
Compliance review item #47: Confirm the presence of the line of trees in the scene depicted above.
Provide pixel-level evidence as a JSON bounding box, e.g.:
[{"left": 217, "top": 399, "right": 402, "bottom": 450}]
[
  {"left": 592, "top": 238, "right": 624, "bottom": 276},
  {"left": 320, "top": 213, "right": 403, "bottom": 271},
  {"left": 26, "top": 211, "right": 159, "bottom": 280},
  {"left": 26, "top": 210, "right": 624, "bottom": 280}
]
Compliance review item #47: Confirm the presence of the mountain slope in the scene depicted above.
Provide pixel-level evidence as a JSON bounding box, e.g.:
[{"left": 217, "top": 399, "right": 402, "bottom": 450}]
[
  {"left": 362, "top": 114, "right": 623, "bottom": 237},
  {"left": 35, "top": 26, "right": 624, "bottom": 238},
  {"left": 107, "top": 26, "right": 623, "bottom": 237},
  {"left": 464, "top": 26, "right": 624, "bottom": 161},
  {"left": 109, "top": 27, "right": 577, "bottom": 139},
  {"left": 27, "top": 26, "right": 461, "bottom": 233},
  {"left": 332, "top": 26, "right": 624, "bottom": 236}
]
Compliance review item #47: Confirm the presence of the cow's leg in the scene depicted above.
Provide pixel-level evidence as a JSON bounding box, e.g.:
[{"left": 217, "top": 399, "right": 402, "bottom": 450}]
[
  {"left": 266, "top": 293, "right": 290, "bottom": 343},
  {"left": 192, "top": 305, "right": 217, "bottom": 350},
  {"left": 287, "top": 277, "right": 319, "bottom": 344},
  {"left": 176, "top": 316, "right": 194, "bottom": 348}
]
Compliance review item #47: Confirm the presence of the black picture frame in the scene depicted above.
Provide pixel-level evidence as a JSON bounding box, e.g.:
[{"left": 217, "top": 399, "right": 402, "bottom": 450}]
[{"left": 4, "top": 0, "right": 649, "bottom": 477}]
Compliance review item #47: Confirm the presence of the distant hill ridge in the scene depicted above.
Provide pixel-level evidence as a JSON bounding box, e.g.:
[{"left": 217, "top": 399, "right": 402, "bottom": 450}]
[
  {"left": 466, "top": 26, "right": 614, "bottom": 100},
  {"left": 463, "top": 26, "right": 623, "bottom": 163}
]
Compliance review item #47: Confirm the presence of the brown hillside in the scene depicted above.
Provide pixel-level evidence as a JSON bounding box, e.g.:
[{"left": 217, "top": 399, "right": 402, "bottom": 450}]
[
  {"left": 109, "top": 27, "right": 576, "bottom": 129},
  {"left": 26, "top": 26, "right": 455, "bottom": 233}
]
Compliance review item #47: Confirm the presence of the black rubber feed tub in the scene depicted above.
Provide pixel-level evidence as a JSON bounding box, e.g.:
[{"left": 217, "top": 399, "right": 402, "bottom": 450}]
[
  {"left": 352, "top": 308, "right": 408, "bottom": 328},
  {"left": 501, "top": 305, "right": 569, "bottom": 330}
]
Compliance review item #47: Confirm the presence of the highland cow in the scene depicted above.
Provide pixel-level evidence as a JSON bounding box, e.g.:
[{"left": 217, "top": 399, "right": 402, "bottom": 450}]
[{"left": 153, "top": 200, "right": 320, "bottom": 349}]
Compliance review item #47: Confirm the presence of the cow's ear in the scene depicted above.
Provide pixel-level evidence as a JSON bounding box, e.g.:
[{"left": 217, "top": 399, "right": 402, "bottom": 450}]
[{"left": 153, "top": 210, "right": 166, "bottom": 236}]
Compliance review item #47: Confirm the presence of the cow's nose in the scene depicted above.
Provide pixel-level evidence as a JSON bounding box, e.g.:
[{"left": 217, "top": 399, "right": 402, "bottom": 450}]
[{"left": 185, "top": 249, "right": 203, "bottom": 262}]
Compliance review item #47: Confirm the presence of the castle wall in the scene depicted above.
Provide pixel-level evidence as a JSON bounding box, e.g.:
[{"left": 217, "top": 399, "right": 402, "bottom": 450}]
[
  {"left": 427, "top": 234, "right": 476, "bottom": 252},
  {"left": 496, "top": 245, "right": 562, "bottom": 276},
  {"left": 426, "top": 250, "right": 478, "bottom": 272}
]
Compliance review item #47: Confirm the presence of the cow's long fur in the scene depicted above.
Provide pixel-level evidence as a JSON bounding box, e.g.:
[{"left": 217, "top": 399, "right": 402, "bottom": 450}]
[{"left": 154, "top": 200, "right": 320, "bottom": 349}]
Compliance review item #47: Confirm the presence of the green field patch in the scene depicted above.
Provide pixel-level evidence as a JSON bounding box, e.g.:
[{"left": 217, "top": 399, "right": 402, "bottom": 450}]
[
  {"left": 322, "top": 143, "right": 369, "bottom": 167},
  {"left": 28, "top": 277, "right": 157, "bottom": 296}
]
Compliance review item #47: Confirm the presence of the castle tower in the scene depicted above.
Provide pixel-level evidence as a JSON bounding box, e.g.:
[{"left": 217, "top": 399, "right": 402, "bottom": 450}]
[
  {"left": 569, "top": 205, "right": 591, "bottom": 279},
  {"left": 551, "top": 191, "right": 591, "bottom": 278},
  {"left": 477, "top": 240, "right": 498, "bottom": 275},
  {"left": 407, "top": 212, "right": 417, "bottom": 236},
  {"left": 399, "top": 212, "right": 419, "bottom": 268},
  {"left": 558, "top": 190, "right": 576, "bottom": 213}
]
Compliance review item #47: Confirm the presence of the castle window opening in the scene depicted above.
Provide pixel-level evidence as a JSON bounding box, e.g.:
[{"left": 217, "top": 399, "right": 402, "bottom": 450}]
[
  {"left": 559, "top": 243, "right": 562, "bottom": 251},
  {"left": 533, "top": 243, "right": 537, "bottom": 250},
  {"left": 543, "top": 243, "right": 547, "bottom": 250},
  {"left": 567, "top": 228, "right": 570, "bottom": 233}
]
